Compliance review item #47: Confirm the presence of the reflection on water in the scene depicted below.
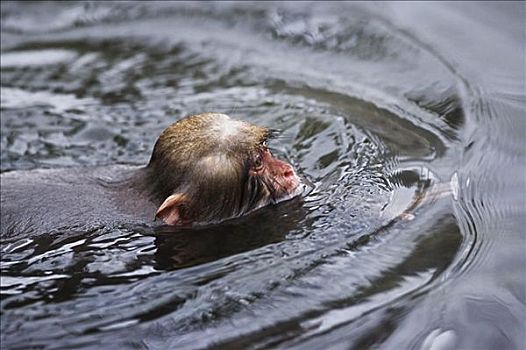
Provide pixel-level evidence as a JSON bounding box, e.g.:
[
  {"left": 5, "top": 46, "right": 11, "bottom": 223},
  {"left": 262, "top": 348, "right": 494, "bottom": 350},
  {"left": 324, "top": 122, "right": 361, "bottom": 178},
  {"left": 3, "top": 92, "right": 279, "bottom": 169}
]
[{"left": 1, "top": 2, "right": 524, "bottom": 349}]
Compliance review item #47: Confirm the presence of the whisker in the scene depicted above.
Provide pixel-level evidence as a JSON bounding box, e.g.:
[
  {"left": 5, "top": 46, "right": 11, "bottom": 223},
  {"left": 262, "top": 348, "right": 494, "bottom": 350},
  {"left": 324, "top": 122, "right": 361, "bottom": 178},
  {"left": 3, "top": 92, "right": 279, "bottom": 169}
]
[{"left": 230, "top": 104, "right": 239, "bottom": 117}]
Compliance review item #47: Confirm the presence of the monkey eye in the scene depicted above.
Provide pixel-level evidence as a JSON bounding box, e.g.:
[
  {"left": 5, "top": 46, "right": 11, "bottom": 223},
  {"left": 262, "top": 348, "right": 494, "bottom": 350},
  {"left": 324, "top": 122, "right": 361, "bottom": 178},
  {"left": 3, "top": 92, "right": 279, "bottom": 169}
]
[
  {"left": 253, "top": 153, "right": 264, "bottom": 171},
  {"left": 262, "top": 140, "right": 268, "bottom": 147}
]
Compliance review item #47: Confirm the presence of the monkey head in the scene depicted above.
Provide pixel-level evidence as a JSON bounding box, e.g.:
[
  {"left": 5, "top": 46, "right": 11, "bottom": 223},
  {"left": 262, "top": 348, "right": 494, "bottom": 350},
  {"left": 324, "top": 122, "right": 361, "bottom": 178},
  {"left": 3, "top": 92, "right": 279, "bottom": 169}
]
[{"left": 146, "top": 113, "right": 303, "bottom": 226}]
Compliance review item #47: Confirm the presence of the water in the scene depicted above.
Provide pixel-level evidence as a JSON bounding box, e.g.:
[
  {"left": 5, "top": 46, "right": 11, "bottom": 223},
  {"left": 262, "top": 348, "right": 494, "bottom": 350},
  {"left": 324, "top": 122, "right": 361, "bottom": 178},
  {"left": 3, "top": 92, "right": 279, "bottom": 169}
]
[{"left": 1, "top": 2, "right": 525, "bottom": 349}]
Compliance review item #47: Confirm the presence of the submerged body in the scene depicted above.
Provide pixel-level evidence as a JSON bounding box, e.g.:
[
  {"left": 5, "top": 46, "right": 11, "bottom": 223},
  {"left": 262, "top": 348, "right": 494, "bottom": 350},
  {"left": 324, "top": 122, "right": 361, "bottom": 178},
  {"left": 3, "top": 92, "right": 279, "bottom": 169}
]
[
  {"left": 0, "top": 165, "right": 150, "bottom": 237},
  {"left": 0, "top": 113, "right": 302, "bottom": 238}
]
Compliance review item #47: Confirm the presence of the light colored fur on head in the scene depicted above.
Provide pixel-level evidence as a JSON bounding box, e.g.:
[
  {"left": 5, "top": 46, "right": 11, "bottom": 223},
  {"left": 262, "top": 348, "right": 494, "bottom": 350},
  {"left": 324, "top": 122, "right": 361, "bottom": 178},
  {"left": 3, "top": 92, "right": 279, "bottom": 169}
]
[
  {"left": 208, "top": 114, "right": 244, "bottom": 141},
  {"left": 152, "top": 113, "right": 269, "bottom": 167},
  {"left": 197, "top": 152, "right": 238, "bottom": 178}
]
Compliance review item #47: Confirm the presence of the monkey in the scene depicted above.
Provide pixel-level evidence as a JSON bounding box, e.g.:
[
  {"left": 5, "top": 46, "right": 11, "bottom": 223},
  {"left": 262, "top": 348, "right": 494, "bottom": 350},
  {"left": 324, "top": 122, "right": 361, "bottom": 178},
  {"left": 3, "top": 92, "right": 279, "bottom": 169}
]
[
  {"left": 0, "top": 113, "right": 304, "bottom": 238},
  {"left": 145, "top": 113, "right": 303, "bottom": 226}
]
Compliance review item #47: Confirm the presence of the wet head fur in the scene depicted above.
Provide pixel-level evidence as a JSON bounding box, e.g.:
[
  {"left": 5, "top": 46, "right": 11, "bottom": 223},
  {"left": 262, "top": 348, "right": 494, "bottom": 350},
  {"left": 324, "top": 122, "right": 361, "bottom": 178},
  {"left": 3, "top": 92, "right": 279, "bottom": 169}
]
[{"left": 145, "top": 113, "right": 275, "bottom": 224}]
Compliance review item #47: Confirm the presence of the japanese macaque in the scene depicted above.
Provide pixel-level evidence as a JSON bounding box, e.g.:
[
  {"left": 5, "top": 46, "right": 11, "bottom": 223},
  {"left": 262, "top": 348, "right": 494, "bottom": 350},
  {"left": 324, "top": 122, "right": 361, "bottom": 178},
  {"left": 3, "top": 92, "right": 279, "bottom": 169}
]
[
  {"left": 0, "top": 113, "right": 303, "bottom": 237},
  {"left": 145, "top": 113, "right": 302, "bottom": 226}
]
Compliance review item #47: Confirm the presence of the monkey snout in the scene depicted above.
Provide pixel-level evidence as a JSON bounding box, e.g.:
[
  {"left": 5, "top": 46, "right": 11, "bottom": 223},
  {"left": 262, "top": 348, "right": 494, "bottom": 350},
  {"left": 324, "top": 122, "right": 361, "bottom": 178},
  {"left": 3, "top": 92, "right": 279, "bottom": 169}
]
[{"left": 267, "top": 156, "right": 301, "bottom": 197}]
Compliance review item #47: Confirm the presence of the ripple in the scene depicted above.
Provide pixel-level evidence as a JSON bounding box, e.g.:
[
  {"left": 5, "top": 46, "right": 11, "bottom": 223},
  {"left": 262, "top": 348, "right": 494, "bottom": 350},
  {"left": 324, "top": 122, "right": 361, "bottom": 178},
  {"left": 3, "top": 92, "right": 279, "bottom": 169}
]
[
  {"left": 1, "top": 86, "right": 93, "bottom": 111},
  {"left": 2, "top": 2, "right": 523, "bottom": 350},
  {"left": 0, "top": 49, "right": 77, "bottom": 68}
]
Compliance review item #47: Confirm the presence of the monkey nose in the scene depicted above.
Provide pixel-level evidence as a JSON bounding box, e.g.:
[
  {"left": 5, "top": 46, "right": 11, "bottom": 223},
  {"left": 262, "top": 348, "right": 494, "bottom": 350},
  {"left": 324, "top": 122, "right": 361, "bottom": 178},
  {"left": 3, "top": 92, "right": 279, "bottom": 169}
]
[
  {"left": 271, "top": 157, "right": 300, "bottom": 190},
  {"left": 283, "top": 166, "right": 295, "bottom": 180},
  {"left": 282, "top": 164, "right": 300, "bottom": 187}
]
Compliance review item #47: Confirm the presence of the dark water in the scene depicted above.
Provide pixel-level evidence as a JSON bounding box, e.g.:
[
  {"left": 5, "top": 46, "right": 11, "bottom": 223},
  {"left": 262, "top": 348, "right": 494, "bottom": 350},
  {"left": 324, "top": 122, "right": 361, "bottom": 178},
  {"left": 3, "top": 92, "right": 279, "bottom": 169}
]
[{"left": 1, "top": 2, "right": 525, "bottom": 349}]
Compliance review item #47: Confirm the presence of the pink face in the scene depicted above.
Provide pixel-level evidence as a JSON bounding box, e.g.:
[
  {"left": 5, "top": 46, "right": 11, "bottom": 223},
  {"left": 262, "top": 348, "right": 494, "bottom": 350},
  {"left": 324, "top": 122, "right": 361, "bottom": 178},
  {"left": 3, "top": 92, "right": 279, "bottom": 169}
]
[{"left": 248, "top": 147, "right": 301, "bottom": 203}]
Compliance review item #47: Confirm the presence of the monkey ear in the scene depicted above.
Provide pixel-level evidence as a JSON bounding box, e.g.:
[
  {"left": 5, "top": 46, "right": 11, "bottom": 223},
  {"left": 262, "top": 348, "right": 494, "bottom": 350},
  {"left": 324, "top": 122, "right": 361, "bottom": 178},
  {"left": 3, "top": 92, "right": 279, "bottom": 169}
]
[{"left": 155, "top": 193, "right": 191, "bottom": 226}]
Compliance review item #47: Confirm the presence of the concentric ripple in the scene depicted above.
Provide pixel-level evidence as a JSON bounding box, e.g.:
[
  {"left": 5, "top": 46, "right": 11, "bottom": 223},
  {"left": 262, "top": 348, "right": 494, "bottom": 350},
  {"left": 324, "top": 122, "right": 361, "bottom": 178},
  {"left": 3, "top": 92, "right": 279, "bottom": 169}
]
[{"left": 1, "top": 2, "right": 524, "bottom": 350}]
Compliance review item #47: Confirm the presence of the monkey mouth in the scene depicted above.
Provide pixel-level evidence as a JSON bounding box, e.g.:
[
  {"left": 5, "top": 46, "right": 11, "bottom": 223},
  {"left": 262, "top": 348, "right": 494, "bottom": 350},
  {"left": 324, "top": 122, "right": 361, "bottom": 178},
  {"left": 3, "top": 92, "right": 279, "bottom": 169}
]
[
  {"left": 243, "top": 170, "right": 310, "bottom": 218},
  {"left": 267, "top": 175, "right": 306, "bottom": 205},
  {"left": 274, "top": 186, "right": 302, "bottom": 206}
]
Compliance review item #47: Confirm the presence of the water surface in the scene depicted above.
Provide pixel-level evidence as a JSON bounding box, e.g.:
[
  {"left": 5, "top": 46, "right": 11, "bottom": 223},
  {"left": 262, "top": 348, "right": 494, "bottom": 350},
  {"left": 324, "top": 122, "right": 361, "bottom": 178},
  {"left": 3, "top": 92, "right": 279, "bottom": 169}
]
[{"left": 1, "top": 2, "right": 525, "bottom": 349}]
